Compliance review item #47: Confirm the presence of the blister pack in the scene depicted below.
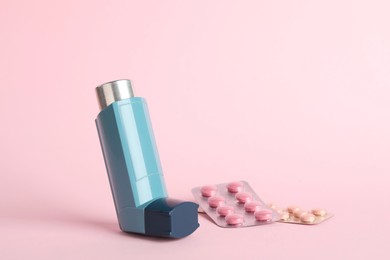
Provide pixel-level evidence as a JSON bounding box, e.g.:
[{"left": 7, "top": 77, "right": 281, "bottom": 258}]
[
  {"left": 269, "top": 204, "right": 333, "bottom": 225},
  {"left": 192, "top": 181, "right": 280, "bottom": 227}
]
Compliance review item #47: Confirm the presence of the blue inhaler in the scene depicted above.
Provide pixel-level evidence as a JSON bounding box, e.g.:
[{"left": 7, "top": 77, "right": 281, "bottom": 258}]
[{"left": 95, "top": 79, "right": 199, "bottom": 238}]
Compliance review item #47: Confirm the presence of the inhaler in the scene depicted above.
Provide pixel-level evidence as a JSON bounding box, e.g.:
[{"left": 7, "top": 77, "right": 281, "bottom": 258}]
[{"left": 95, "top": 79, "right": 199, "bottom": 238}]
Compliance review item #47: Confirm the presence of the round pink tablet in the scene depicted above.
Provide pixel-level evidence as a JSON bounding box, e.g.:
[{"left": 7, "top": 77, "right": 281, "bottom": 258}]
[
  {"left": 200, "top": 185, "right": 217, "bottom": 197},
  {"left": 226, "top": 181, "right": 244, "bottom": 193},
  {"left": 235, "top": 192, "right": 252, "bottom": 204},
  {"left": 311, "top": 208, "right": 327, "bottom": 217},
  {"left": 287, "top": 206, "right": 301, "bottom": 214},
  {"left": 293, "top": 210, "right": 307, "bottom": 219},
  {"left": 301, "top": 213, "right": 316, "bottom": 224},
  {"left": 254, "top": 209, "right": 273, "bottom": 222},
  {"left": 208, "top": 196, "right": 225, "bottom": 208},
  {"left": 216, "top": 205, "right": 234, "bottom": 217},
  {"left": 244, "top": 201, "right": 262, "bottom": 212},
  {"left": 225, "top": 214, "right": 244, "bottom": 225},
  {"left": 279, "top": 211, "right": 290, "bottom": 221}
]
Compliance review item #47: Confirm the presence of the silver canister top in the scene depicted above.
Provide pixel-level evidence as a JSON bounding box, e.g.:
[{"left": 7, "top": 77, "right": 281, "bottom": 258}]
[{"left": 96, "top": 79, "right": 134, "bottom": 110}]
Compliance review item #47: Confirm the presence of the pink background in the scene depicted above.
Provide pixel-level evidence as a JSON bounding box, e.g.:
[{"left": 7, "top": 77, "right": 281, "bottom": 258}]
[{"left": 1, "top": 0, "right": 389, "bottom": 259}]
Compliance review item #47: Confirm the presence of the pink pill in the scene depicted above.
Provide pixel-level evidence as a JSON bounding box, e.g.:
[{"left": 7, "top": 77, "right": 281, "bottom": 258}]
[
  {"left": 293, "top": 210, "right": 307, "bottom": 219},
  {"left": 208, "top": 196, "right": 225, "bottom": 208},
  {"left": 287, "top": 206, "right": 301, "bottom": 214},
  {"left": 255, "top": 209, "right": 273, "bottom": 222},
  {"left": 225, "top": 214, "right": 244, "bottom": 225},
  {"left": 279, "top": 211, "right": 290, "bottom": 221},
  {"left": 216, "top": 205, "right": 234, "bottom": 216},
  {"left": 244, "top": 201, "right": 262, "bottom": 212},
  {"left": 227, "top": 181, "right": 244, "bottom": 193},
  {"left": 311, "top": 208, "right": 327, "bottom": 217},
  {"left": 235, "top": 192, "right": 252, "bottom": 204},
  {"left": 200, "top": 185, "right": 217, "bottom": 197},
  {"left": 301, "top": 213, "right": 316, "bottom": 224}
]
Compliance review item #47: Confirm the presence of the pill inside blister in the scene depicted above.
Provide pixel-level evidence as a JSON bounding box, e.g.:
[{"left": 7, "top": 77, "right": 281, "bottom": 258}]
[
  {"left": 217, "top": 205, "right": 234, "bottom": 217},
  {"left": 208, "top": 196, "right": 225, "bottom": 208},
  {"left": 279, "top": 211, "right": 290, "bottom": 221},
  {"left": 311, "top": 208, "right": 327, "bottom": 217},
  {"left": 200, "top": 185, "right": 217, "bottom": 197},
  {"left": 235, "top": 192, "right": 252, "bottom": 204},
  {"left": 287, "top": 206, "right": 301, "bottom": 214},
  {"left": 255, "top": 209, "right": 273, "bottom": 222},
  {"left": 293, "top": 210, "right": 307, "bottom": 219},
  {"left": 244, "top": 201, "right": 262, "bottom": 212},
  {"left": 225, "top": 214, "right": 244, "bottom": 225},
  {"left": 226, "top": 181, "right": 244, "bottom": 193},
  {"left": 301, "top": 213, "right": 316, "bottom": 224}
]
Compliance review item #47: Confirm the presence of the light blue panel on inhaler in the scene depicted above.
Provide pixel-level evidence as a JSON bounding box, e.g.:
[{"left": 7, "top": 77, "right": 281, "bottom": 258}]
[
  {"left": 96, "top": 97, "right": 167, "bottom": 234},
  {"left": 117, "top": 98, "right": 167, "bottom": 205}
]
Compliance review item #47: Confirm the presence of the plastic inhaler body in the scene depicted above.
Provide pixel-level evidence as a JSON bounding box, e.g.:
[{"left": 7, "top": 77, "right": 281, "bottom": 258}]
[{"left": 95, "top": 79, "right": 199, "bottom": 238}]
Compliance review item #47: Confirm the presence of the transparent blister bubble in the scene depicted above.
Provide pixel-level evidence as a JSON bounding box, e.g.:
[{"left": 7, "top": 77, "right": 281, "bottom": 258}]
[{"left": 192, "top": 181, "right": 280, "bottom": 228}]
